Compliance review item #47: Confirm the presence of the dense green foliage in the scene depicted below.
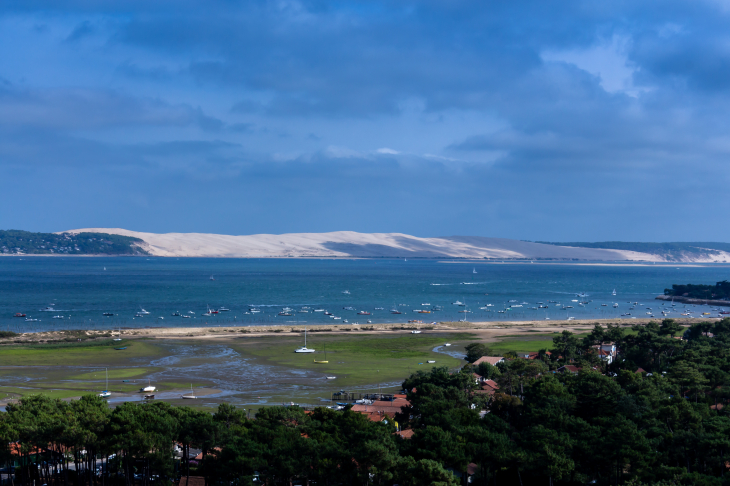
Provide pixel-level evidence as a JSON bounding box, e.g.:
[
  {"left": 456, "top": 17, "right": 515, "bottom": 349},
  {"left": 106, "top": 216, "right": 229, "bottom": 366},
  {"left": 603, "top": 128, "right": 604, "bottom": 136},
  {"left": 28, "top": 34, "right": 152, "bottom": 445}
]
[
  {"left": 536, "top": 241, "right": 730, "bottom": 260},
  {"left": 665, "top": 281, "right": 730, "bottom": 300},
  {"left": 0, "top": 230, "right": 148, "bottom": 255},
  {"left": 3, "top": 319, "right": 730, "bottom": 485}
]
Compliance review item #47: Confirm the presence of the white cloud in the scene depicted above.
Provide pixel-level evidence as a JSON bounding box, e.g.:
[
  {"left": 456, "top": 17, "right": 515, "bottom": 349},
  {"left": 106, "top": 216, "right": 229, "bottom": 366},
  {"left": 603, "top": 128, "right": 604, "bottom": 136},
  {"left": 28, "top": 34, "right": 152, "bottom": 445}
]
[
  {"left": 376, "top": 147, "right": 399, "bottom": 154},
  {"left": 541, "top": 35, "right": 644, "bottom": 96}
]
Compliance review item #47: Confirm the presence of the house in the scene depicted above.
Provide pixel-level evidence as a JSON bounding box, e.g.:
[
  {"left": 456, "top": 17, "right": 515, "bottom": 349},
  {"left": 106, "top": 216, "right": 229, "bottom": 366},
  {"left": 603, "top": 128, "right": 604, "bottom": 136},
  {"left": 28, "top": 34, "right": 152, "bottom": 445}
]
[
  {"left": 521, "top": 351, "right": 551, "bottom": 359},
  {"left": 473, "top": 356, "right": 504, "bottom": 366},
  {"left": 473, "top": 379, "right": 500, "bottom": 396},
  {"left": 351, "top": 395, "right": 411, "bottom": 422},
  {"left": 178, "top": 477, "right": 205, "bottom": 486},
  {"left": 557, "top": 365, "right": 581, "bottom": 374},
  {"left": 597, "top": 349, "right": 613, "bottom": 364}
]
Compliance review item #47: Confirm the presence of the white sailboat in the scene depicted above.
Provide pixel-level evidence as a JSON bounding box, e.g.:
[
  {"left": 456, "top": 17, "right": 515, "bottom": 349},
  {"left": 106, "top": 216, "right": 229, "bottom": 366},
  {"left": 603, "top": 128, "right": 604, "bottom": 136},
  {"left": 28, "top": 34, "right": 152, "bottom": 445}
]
[
  {"left": 612, "top": 289, "right": 617, "bottom": 296},
  {"left": 295, "top": 326, "right": 315, "bottom": 353},
  {"left": 182, "top": 384, "right": 197, "bottom": 399},
  {"left": 99, "top": 368, "right": 111, "bottom": 398},
  {"left": 141, "top": 378, "right": 156, "bottom": 392},
  {"left": 473, "top": 268, "right": 477, "bottom": 274}
]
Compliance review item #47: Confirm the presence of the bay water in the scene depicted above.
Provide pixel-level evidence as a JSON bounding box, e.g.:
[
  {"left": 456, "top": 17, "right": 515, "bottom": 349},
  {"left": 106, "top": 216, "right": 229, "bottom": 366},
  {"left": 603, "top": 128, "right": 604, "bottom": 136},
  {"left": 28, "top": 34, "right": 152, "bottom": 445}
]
[{"left": 1, "top": 257, "right": 728, "bottom": 333}]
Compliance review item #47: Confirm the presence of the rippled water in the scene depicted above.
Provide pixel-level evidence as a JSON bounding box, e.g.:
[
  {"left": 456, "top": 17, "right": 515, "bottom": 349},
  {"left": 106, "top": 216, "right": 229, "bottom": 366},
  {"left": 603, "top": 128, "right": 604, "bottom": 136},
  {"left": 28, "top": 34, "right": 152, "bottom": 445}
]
[{"left": 1, "top": 257, "right": 728, "bottom": 332}]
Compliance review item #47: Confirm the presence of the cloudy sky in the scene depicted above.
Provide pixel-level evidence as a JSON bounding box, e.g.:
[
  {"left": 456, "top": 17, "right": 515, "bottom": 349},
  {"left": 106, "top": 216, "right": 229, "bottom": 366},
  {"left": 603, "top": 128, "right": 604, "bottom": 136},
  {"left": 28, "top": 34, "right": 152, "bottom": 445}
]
[{"left": 1, "top": 1, "right": 729, "bottom": 241}]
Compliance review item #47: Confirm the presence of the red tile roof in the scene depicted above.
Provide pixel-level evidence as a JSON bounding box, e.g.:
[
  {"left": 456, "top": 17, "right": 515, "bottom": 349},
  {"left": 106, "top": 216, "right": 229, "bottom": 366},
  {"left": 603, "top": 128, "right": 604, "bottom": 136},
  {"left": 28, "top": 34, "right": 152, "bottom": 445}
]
[
  {"left": 473, "top": 356, "right": 504, "bottom": 366},
  {"left": 351, "top": 397, "right": 410, "bottom": 420}
]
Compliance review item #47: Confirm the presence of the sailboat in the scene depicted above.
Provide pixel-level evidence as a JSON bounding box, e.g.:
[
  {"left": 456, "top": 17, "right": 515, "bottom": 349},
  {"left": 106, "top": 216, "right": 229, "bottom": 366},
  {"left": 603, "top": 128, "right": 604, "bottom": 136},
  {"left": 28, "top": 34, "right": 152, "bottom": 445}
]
[
  {"left": 314, "top": 344, "right": 329, "bottom": 363},
  {"left": 612, "top": 289, "right": 617, "bottom": 296},
  {"left": 182, "top": 384, "right": 197, "bottom": 399},
  {"left": 210, "top": 275, "right": 215, "bottom": 281},
  {"left": 295, "top": 326, "right": 315, "bottom": 353},
  {"left": 473, "top": 268, "right": 477, "bottom": 274},
  {"left": 99, "top": 368, "right": 111, "bottom": 398},
  {"left": 141, "top": 378, "right": 156, "bottom": 392}
]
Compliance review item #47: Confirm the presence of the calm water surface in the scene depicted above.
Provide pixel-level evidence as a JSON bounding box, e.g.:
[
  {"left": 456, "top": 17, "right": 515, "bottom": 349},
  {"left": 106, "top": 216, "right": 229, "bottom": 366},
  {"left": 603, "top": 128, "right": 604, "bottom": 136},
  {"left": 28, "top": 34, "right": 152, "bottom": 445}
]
[{"left": 1, "top": 257, "right": 728, "bottom": 332}]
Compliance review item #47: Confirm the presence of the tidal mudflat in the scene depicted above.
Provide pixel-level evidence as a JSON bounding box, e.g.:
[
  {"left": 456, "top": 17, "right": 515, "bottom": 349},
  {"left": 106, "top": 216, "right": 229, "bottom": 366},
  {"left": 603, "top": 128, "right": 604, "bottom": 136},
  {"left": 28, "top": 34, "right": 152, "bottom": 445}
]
[{"left": 0, "top": 330, "right": 473, "bottom": 409}]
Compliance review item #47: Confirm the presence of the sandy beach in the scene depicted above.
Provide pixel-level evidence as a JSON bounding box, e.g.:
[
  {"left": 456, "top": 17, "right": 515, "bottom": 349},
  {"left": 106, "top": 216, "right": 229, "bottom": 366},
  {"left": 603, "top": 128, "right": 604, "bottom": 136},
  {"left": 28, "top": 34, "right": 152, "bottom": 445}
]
[{"left": 8, "top": 317, "right": 699, "bottom": 344}]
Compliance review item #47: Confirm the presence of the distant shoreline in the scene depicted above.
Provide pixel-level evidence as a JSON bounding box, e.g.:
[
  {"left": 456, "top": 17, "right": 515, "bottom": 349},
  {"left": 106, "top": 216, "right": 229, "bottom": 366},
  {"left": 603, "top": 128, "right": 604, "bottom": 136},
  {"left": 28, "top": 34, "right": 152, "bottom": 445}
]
[{"left": 1, "top": 254, "right": 723, "bottom": 266}]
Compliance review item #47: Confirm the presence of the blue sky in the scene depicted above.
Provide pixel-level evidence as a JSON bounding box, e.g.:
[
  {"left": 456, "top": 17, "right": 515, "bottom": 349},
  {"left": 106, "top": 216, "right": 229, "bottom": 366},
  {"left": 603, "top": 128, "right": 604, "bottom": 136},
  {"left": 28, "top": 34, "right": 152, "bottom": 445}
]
[{"left": 1, "top": 1, "right": 729, "bottom": 241}]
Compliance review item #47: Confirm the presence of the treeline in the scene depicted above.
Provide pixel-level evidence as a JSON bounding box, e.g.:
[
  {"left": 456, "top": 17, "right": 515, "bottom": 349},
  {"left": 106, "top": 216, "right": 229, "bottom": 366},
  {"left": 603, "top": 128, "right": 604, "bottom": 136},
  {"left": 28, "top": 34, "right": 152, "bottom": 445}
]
[
  {"left": 3, "top": 319, "right": 730, "bottom": 485},
  {"left": 0, "top": 230, "right": 148, "bottom": 255},
  {"left": 665, "top": 281, "right": 730, "bottom": 300}
]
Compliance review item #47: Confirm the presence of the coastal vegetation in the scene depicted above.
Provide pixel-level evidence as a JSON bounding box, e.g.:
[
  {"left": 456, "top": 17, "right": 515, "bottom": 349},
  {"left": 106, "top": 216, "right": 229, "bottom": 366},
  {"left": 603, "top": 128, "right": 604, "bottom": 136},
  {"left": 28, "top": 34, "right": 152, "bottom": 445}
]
[
  {"left": 2, "top": 319, "right": 730, "bottom": 484},
  {"left": 665, "top": 281, "right": 730, "bottom": 300},
  {"left": 0, "top": 230, "right": 148, "bottom": 255}
]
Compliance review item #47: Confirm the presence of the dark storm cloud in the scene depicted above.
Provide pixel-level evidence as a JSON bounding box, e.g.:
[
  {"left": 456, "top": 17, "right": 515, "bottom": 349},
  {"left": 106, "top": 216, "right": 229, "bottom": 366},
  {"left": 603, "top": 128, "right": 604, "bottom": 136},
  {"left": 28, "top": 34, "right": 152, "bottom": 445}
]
[{"left": 1, "top": 0, "right": 730, "bottom": 240}]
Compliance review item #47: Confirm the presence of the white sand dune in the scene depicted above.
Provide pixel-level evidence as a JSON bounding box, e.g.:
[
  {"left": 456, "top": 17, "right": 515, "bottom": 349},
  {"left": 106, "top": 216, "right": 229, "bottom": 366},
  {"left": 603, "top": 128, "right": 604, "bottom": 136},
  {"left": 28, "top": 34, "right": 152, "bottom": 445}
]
[{"left": 64, "top": 228, "right": 665, "bottom": 261}]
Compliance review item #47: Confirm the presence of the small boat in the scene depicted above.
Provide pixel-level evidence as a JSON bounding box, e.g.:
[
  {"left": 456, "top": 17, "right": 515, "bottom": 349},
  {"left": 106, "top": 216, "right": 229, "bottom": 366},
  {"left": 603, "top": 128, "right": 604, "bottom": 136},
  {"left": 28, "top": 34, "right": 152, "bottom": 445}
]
[
  {"left": 342, "top": 290, "right": 351, "bottom": 295},
  {"left": 452, "top": 300, "right": 464, "bottom": 306},
  {"left": 279, "top": 312, "right": 292, "bottom": 316},
  {"left": 427, "top": 360, "right": 436, "bottom": 363},
  {"left": 209, "top": 275, "right": 215, "bottom": 281},
  {"left": 295, "top": 327, "right": 315, "bottom": 353},
  {"left": 188, "top": 311, "right": 195, "bottom": 314},
  {"left": 25, "top": 318, "right": 39, "bottom": 322},
  {"left": 357, "top": 311, "right": 371, "bottom": 315},
  {"left": 39, "top": 306, "right": 56, "bottom": 312},
  {"left": 182, "top": 384, "right": 197, "bottom": 399},
  {"left": 172, "top": 312, "right": 181, "bottom": 316},
  {"left": 141, "top": 379, "right": 156, "bottom": 392},
  {"left": 144, "top": 394, "right": 154, "bottom": 399},
  {"left": 314, "top": 309, "right": 325, "bottom": 312},
  {"left": 115, "top": 347, "right": 127, "bottom": 350},
  {"left": 324, "top": 311, "right": 333, "bottom": 316},
  {"left": 99, "top": 368, "right": 111, "bottom": 398},
  {"left": 103, "top": 312, "right": 114, "bottom": 316},
  {"left": 411, "top": 330, "right": 422, "bottom": 334},
  {"left": 444, "top": 343, "right": 452, "bottom": 346},
  {"left": 391, "top": 310, "right": 402, "bottom": 314},
  {"left": 313, "top": 345, "right": 329, "bottom": 363},
  {"left": 416, "top": 310, "right": 431, "bottom": 314},
  {"left": 182, "top": 314, "right": 191, "bottom": 318},
  {"left": 612, "top": 289, "right": 617, "bottom": 296},
  {"left": 473, "top": 268, "right": 477, "bottom": 274},
  {"left": 138, "top": 308, "right": 150, "bottom": 315},
  {"left": 14, "top": 313, "right": 26, "bottom": 317},
  {"left": 613, "top": 303, "right": 619, "bottom": 308},
  {"left": 326, "top": 376, "right": 336, "bottom": 380},
  {"left": 333, "top": 316, "right": 341, "bottom": 320},
  {"left": 52, "top": 315, "right": 64, "bottom": 319},
  {"left": 219, "top": 307, "right": 230, "bottom": 312}
]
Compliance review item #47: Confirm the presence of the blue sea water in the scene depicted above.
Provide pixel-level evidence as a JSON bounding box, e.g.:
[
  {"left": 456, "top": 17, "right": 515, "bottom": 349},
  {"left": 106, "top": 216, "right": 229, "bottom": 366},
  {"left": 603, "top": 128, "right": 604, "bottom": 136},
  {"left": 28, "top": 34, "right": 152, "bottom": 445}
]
[{"left": 1, "top": 257, "right": 728, "bottom": 333}]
